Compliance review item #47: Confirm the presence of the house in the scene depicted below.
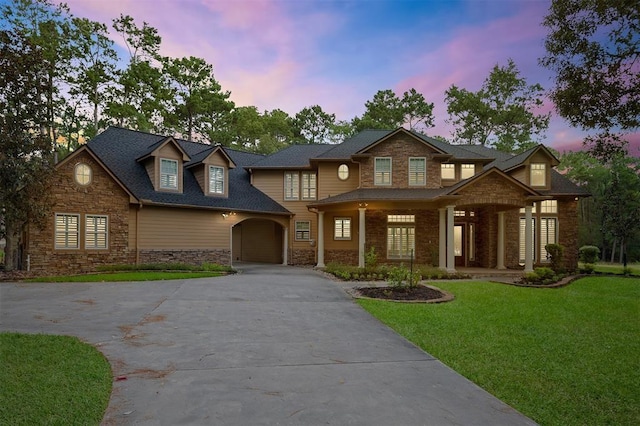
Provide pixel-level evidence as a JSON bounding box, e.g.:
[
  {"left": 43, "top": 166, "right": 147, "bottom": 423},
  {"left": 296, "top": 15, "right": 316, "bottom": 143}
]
[{"left": 25, "top": 126, "right": 589, "bottom": 275}]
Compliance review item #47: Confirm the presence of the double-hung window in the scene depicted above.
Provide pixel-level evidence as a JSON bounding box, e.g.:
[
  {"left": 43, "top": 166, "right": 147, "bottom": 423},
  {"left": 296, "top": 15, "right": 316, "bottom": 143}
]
[
  {"left": 530, "top": 163, "right": 546, "bottom": 186},
  {"left": 375, "top": 157, "right": 392, "bottom": 185},
  {"left": 209, "top": 166, "right": 224, "bottom": 194},
  {"left": 540, "top": 218, "right": 557, "bottom": 262},
  {"left": 295, "top": 221, "right": 310, "bottom": 241},
  {"left": 334, "top": 218, "right": 351, "bottom": 240},
  {"left": 387, "top": 215, "right": 415, "bottom": 259},
  {"left": 408, "top": 157, "right": 426, "bottom": 186},
  {"left": 55, "top": 214, "right": 80, "bottom": 249},
  {"left": 284, "top": 172, "right": 300, "bottom": 200},
  {"left": 160, "top": 158, "right": 178, "bottom": 189},
  {"left": 301, "top": 172, "right": 316, "bottom": 200},
  {"left": 85, "top": 215, "right": 108, "bottom": 249}
]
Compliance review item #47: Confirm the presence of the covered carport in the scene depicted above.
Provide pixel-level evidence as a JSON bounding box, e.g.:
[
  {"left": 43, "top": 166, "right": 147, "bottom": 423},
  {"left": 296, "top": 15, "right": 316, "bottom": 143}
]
[{"left": 232, "top": 218, "right": 285, "bottom": 264}]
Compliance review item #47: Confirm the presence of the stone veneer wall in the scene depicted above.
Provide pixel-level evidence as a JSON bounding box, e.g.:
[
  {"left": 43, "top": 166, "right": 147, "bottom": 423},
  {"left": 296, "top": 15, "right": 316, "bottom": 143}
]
[
  {"left": 291, "top": 249, "right": 315, "bottom": 265},
  {"left": 558, "top": 198, "right": 579, "bottom": 271},
  {"left": 139, "top": 249, "right": 230, "bottom": 266},
  {"left": 27, "top": 151, "right": 134, "bottom": 275},
  {"left": 325, "top": 249, "right": 358, "bottom": 265}
]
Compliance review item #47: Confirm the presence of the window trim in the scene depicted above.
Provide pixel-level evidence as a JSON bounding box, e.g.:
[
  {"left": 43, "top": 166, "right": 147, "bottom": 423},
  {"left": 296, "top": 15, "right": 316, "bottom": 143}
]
[
  {"left": 55, "top": 213, "right": 80, "bottom": 250},
  {"left": 85, "top": 214, "right": 108, "bottom": 250},
  {"left": 460, "top": 163, "right": 475, "bottom": 179},
  {"left": 334, "top": 217, "right": 352, "bottom": 240},
  {"left": 74, "top": 163, "right": 92, "bottom": 186},
  {"left": 540, "top": 217, "right": 558, "bottom": 263},
  {"left": 208, "top": 165, "right": 225, "bottom": 195},
  {"left": 387, "top": 214, "right": 416, "bottom": 259},
  {"left": 284, "top": 172, "right": 300, "bottom": 200},
  {"left": 530, "top": 163, "right": 546, "bottom": 187},
  {"left": 295, "top": 220, "right": 311, "bottom": 241},
  {"left": 408, "top": 157, "right": 426, "bottom": 186},
  {"left": 337, "top": 164, "right": 349, "bottom": 181},
  {"left": 160, "top": 158, "right": 179, "bottom": 190},
  {"left": 374, "top": 157, "right": 392, "bottom": 186}
]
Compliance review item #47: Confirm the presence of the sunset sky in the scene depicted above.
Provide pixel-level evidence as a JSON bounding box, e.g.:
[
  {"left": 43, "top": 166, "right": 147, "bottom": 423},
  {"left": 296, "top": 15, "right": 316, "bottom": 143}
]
[{"left": 17, "top": 0, "right": 640, "bottom": 152}]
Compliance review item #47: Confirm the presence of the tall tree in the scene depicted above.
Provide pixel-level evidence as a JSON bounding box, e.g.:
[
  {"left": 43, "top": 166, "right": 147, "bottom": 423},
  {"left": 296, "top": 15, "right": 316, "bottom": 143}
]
[
  {"left": 445, "top": 59, "right": 549, "bottom": 152},
  {"left": 161, "top": 56, "right": 233, "bottom": 142},
  {"left": 0, "top": 29, "right": 55, "bottom": 271},
  {"left": 401, "top": 88, "right": 434, "bottom": 131},
  {"left": 106, "top": 15, "right": 167, "bottom": 132},
  {"left": 352, "top": 89, "right": 404, "bottom": 131},
  {"left": 294, "top": 105, "right": 335, "bottom": 144},
  {"left": 541, "top": 0, "right": 639, "bottom": 132},
  {"left": 260, "top": 108, "right": 294, "bottom": 153}
]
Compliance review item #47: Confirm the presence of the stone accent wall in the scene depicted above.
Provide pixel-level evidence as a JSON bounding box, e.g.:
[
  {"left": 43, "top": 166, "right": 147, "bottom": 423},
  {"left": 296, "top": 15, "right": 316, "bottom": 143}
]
[
  {"left": 140, "top": 249, "right": 230, "bottom": 266},
  {"left": 291, "top": 249, "right": 315, "bottom": 265},
  {"left": 504, "top": 209, "right": 522, "bottom": 268},
  {"left": 326, "top": 249, "right": 358, "bottom": 265},
  {"left": 359, "top": 134, "right": 441, "bottom": 189},
  {"left": 27, "top": 151, "right": 134, "bottom": 275},
  {"left": 558, "top": 198, "right": 579, "bottom": 271}
]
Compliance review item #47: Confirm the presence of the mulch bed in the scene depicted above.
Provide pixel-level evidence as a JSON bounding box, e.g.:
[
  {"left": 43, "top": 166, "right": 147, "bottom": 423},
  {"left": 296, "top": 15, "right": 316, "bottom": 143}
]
[{"left": 353, "top": 285, "right": 454, "bottom": 303}]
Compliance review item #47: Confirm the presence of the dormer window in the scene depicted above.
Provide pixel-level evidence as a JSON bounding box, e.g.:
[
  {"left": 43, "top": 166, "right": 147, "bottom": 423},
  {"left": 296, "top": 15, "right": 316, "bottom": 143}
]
[
  {"left": 209, "top": 165, "right": 224, "bottom": 194},
  {"left": 530, "top": 163, "right": 546, "bottom": 186},
  {"left": 461, "top": 164, "right": 475, "bottom": 179},
  {"left": 160, "top": 158, "right": 178, "bottom": 189}
]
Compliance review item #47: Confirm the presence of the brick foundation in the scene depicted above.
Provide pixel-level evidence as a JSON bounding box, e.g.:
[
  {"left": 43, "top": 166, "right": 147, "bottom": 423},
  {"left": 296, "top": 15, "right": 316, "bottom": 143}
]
[{"left": 139, "top": 249, "right": 230, "bottom": 266}]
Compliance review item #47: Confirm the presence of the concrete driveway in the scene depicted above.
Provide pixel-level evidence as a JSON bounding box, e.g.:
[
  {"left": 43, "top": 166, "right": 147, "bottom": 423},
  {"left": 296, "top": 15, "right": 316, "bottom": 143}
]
[{"left": 0, "top": 264, "right": 535, "bottom": 425}]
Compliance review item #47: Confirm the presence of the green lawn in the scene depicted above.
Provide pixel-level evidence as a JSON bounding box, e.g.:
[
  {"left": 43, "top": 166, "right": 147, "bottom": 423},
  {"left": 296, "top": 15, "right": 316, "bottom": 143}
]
[
  {"left": 0, "top": 333, "right": 112, "bottom": 425},
  {"left": 585, "top": 262, "right": 640, "bottom": 275},
  {"left": 358, "top": 277, "right": 640, "bottom": 426},
  {"left": 28, "top": 270, "right": 224, "bottom": 282}
]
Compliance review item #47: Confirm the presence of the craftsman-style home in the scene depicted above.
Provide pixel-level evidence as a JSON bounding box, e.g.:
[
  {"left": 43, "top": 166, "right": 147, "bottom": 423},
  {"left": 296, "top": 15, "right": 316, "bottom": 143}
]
[{"left": 25, "top": 126, "right": 588, "bottom": 275}]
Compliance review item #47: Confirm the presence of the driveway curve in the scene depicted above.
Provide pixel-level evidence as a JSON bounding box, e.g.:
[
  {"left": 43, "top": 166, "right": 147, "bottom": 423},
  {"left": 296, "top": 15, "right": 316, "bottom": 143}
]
[{"left": 1, "top": 264, "right": 535, "bottom": 425}]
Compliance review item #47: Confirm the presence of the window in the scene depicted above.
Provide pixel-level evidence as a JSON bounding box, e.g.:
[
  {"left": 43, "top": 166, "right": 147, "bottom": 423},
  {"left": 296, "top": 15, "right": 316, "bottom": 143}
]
[
  {"left": 387, "top": 215, "right": 415, "bottom": 259},
  {"left": 408, "top": 157, "right": 426, "bottom": 186},
  {"left": 540, "top": 200, "right": 557, "bottom": 213},
  {"left": 454, "top": 210, "right": 466, "bottom": 217},
  {"left": 441, "top": 163, "right": 455, "bottom": 180},
  {"left": 295, "top": 221, "right": 310, "bottom": 241},
  {"left": 284, "top": 172, "right": 299, "bottom": 200},
  {"left": 55, "top": 214, "right": 79, "bottom": 249},
  {"left": 519, "top": 217, "right": 536, "bottom": 264},
  {"left": 374, "top": 157, "right": 391, "bottom": 185},
  {"left": 74, "top": 163, "right": 92, "bottom": 186},
  {"left": 85, "top": 215, "right": 108, "bottom": 249},
  {"left": 301, "top": 172, "right": 317, "bottom": 200},
  {"left": 338, "top": 164, "right": 349, "bottom": 180},
  {"left": 209, "top": 166, "right": 224, "bottom": 194},
  {"left": 540, "top": 218, "right": 557, "bottom": 262},
  {"left": 530, "top": 163, "right": 546, "bottom": 186},
  {"left": 334, "top": 218, "right": 351, "bottom": 240},
  {"left": 461, "top": 164, "right": 475, "bottom": 179},
  {"left": 160, "top": 159, "right": 178, "bottom": 189}
]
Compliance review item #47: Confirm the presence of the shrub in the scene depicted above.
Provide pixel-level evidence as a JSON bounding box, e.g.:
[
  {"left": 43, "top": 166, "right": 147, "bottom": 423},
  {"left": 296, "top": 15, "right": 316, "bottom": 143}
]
[
  {"left": 534, "top": 267, "right": 555, "bottom": 280},
  {"left": 364, "top": 246, "right": 378, "bottom": 272},
  {"left": 580, "top": 264, "right": 595, "bottom": 274},
  {"left": 387, "top": 264, "right": 421, "bottom": 288},
  {"left": 545, "top": 243, "right": 565, "bottom": 273},
  {"left": 579, "top": 245, "right": 600, "bottom": 264}
]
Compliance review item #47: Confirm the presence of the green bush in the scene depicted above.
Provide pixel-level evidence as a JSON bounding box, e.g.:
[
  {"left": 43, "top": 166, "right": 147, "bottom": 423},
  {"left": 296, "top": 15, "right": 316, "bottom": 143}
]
[
  {"left": 579, "top": 246, "right": 600, "bottom": 264},
  {"left": 580, "top": 264, "right": 595, "bottom": 274},
  {"left": 545, "top": 243, "right": 565, "bottom": 273},
  {"left": 364, "top": 246, "right": 378, "bottom": 271}
]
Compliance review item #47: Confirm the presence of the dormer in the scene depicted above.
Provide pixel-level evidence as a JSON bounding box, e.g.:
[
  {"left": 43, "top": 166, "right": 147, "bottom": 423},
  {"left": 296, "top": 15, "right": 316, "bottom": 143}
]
[
  {"left": 503, "top": 145, "right": 559, "bottom": 190},
  {"left": 136, "top": 137, "right": 191, "bottom": 193},
  {"left": 185, "top": 145, "right": 236, "bottom": 198}
]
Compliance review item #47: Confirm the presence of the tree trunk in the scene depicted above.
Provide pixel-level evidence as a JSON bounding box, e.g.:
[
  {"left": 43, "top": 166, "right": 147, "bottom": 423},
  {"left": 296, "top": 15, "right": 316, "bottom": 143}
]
[
  {"left": 3, "top": 224, "right": 21, "bottom": 272},
  {"left": 610, "top": 238, "right": 617, "bottom": 263},
  {"left": 619, "top": 238, "right": 625, "bottom": 264}
]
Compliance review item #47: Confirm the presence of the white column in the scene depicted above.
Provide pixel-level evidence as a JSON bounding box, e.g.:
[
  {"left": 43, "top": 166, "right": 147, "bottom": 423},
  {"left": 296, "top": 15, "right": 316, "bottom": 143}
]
[
  {"left": 282, "top": 226, "right": 288, "bottom": 266},
  {"left": 524, "top": 205, "right": 533, "bottom": 273},
  {"left": 497, "top": 211, "right": 506, "bottom": 270},
  {"left": 229, "top": 224, "right": 234, "bottom": 268},
  {"left": 316, "top": 211, "right": 325, "bottom": 268},
  {"left": 358, "top": 207, "right": 366, "bottom": 268},
  {"left": 446, "top": 205, "right": 456, "bottom": 273},
  {"left": 439, "top": 208, "right": 446, "bottom": 270}
]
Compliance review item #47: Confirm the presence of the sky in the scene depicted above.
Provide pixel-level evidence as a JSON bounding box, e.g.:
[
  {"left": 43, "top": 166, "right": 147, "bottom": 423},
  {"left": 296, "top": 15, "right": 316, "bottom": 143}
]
[{"left": 20, "top": 0, "right": 640, "bottom": 153}]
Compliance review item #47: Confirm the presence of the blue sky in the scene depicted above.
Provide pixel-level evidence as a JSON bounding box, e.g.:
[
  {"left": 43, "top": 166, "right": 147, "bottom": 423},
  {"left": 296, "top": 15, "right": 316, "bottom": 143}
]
[{"left": 7, "top": 0, "right": 639, "bottom": 152}]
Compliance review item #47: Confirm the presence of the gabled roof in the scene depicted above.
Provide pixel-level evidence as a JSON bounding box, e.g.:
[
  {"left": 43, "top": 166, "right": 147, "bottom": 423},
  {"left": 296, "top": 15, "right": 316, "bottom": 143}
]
[
  {"left": 136, "top": 136, "right": 191, "bottom": 162},
  {"left": 185, "top": 145, "right": 236, "bottom": 169},
  {"left": 444, "top": 166, "right": 542, "bottom": 197},
  {"left": 84, "top": 127, "right": 290, "bottom": 214},
  {"left": 308, "top": 187, "right": 451, "bottom": 207},
  {"left": 248, "top": 143, "right": 334, "bottom": 169}
]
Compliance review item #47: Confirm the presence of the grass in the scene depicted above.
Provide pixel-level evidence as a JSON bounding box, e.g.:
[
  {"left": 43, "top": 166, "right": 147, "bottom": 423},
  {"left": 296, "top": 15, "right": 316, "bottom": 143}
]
[
  {"left": 584, "top": 262, "right": 640, "bottom": 276},
  {"left": 357, "top": 276, "right": 640, "bottom": 426},
  {"left": 0, "top": 333, "right": 112, "bottom": 425},
  {"left": 28, "top": 270, "right": 225, "bottom": 282}
]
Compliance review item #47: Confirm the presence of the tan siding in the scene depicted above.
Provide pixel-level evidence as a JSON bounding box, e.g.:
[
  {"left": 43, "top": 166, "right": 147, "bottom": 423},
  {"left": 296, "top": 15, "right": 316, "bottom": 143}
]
[
  {"left": 144, "top": 159, "right": 156, "bottom": 190},
  {"left": 324, "top": 210, "right": 359, "bottom": 250},
  {"left": 317, "top": 163, "right": 359, "bottom": 199},
  {"left": 252, "top": 170, "right": 283, "bottom": 201},
  {"left": 511, "top": 167, "right": 527, "bottom": 184},
  {"left": 192, "top": 165, "right": 206, "bottom": 193},
  {"left": 128, "top": 207, "right": 138, "bottom": 248}
]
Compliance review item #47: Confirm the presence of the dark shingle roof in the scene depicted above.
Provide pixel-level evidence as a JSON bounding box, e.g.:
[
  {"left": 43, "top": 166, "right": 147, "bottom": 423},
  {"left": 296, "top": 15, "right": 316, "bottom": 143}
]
[
  {"left": 87, "top": 127, "right": 290, "bottom": 214},
  {"left": 309, "top": 187, "right": 451, "bottom": 206},
  {"left": 249, "top": 144, "right": 334, "bottom": 168},
  {"left": 315, "top": 129, "right": 393, "bottom": 159}
]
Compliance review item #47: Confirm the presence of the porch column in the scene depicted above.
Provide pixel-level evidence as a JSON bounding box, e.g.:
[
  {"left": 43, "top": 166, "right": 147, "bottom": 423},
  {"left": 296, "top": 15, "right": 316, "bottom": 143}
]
[
  {"left": 524, "top": 205, "right": 533, "bottom": 273},
  {"left": 358, "top": 207, "right": 366, "bottom": 268},
  {"left": 439, "top": 208, "right": 446, "bottom": 270},
  {"left": 316, "top": 211, "right": 325, "bottom": 268},
  {"left": 497, "top": 211, "right": 506, "bottom": 269},
  {"left": 282, "top": 226, "right": 288, "bottom": 266},
  {"left": 446, "top": 205, "right": 456, "bottom": 273}
]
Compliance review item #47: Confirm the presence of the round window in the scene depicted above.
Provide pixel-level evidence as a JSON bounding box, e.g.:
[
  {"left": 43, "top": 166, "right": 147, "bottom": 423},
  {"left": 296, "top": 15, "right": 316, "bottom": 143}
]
[
  {"left": 74, "top": 163, "right": 92, "bottom": 186},
  {"left": 338, "top": 164, "right": 349, "bottom": 180}
]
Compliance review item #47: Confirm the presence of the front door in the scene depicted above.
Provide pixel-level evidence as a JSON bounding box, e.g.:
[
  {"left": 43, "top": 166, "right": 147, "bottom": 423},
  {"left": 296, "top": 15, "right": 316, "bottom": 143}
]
[{"left": 454, "top": 224, "right": 465, "bottom": 267}]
